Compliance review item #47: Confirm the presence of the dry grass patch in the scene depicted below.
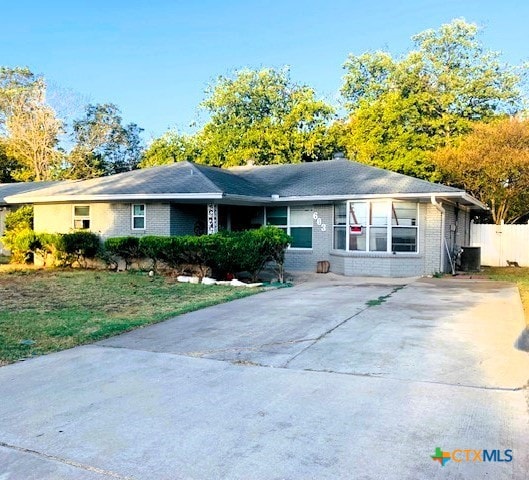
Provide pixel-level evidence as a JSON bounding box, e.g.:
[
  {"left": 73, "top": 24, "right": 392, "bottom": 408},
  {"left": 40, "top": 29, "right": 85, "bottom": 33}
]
[{"left": 0, "top": 268, "right": 261, "bottom": 364}]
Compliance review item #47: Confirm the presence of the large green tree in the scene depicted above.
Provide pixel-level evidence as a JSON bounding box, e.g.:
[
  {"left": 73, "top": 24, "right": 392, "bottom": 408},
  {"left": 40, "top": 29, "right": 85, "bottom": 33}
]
[
  {"left": 340, "top": 19, "right": 526, "bottom": 180},
  {"left": 64, "top": 103, "right": 144, "bottom": 179},
  {"left": 140, "top": 131, "right": 199, "bottom": 168},
  {"left": 198, "top": 68, "right": 336, "bottom": 166},
  {"left": 143, "top": 68, "right": 337, "bottom": 168},
  {"left": 0, "top": 140, "right": 22, "bottom": 182}
]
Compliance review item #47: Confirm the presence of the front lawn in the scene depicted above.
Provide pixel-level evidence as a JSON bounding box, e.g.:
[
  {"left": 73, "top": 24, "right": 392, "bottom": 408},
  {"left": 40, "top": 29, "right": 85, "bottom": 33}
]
[
  {"left": 0, "top": 268, "right": 261, "bottom": 365},
  {"left": 484, "top": 266, "right": 529, "bottom": 326}
]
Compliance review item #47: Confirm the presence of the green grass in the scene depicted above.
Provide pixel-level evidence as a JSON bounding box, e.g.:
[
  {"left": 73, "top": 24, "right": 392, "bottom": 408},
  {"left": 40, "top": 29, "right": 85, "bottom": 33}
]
[
  {"left": 484, "top": 266, "right": 529, "bottom": 326},
  {"left": 0, "top": 268, "right": 261, "bottom": 365},
  {"left": 366, "top": 296, "right": 389, "bottom": 307},
  {"left": 365, "top": 286, "right": 405, "bottom": 307}
]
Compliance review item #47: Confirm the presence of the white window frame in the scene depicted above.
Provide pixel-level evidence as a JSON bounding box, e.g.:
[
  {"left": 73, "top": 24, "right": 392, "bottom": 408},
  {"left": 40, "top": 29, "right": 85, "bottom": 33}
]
[
  {"left": 390, "top": 201, "right": 419, "bottom": 253},
  {"left": 264, "top": 206, "right": 313, "bottom": 250},
  {"left": 333, "top": 202, "right": 347, "bottom": 250},
  {"left": 131, "top": 204, "right": 146, "bottom": 230},
  {"left": 73, "top": 205, "right": 90, "bottom": 230},
  {"left": 333, "top": 200, "right": 419, "bottom": 254}
]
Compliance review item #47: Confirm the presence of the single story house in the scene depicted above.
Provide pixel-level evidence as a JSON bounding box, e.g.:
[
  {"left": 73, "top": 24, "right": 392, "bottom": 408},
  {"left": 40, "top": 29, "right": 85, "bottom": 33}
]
[
  {"left": 5, "top": 159, "right": 486, "bottom": 276},
  {"left": 0, "top": 181, "right": 60, "bottom": 255}
]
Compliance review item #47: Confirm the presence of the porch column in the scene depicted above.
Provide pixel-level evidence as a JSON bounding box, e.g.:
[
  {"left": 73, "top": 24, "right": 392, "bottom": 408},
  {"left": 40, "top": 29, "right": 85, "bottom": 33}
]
[{"left": 207, "top": 203, "right": 218, "bottom": 234}]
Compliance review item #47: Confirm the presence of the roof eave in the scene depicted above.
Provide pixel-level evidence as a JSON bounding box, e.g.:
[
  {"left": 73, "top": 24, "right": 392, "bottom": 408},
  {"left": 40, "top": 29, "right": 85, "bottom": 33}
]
[
  {"left": 4, "top": 190, "right": 487, "bottom": 210},
  {"left": 430, "top": 192, "right": 487, "bottom": 210},
  {"left": 271, "top": 191, "right": 481, "bottom": 203},
  {"left": 4, "top": 192, "right": 225, "bottom": 204},
  {"left": 222, "top": 194, "right": 274, "bottom": 204}
]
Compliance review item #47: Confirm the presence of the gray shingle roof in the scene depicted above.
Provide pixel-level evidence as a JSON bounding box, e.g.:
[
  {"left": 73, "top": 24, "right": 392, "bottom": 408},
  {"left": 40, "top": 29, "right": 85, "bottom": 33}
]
[
  {"left": 236, "top": 159, "right": 463, "bottom": 196},
  {"left": 0, "top": 181, "right": 62, "bottom": 204},
  {"left": 5, "top": 159, "right": 467, "bottom": 204},
  {"left": 4, "top": 162, "right": 264, "bottom": 199}
]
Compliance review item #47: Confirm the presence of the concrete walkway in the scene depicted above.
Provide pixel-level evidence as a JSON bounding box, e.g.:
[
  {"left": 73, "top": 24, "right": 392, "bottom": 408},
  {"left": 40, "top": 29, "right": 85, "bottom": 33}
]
[{"left": 0, "top": 276, "right": 528, "bottom": 479}]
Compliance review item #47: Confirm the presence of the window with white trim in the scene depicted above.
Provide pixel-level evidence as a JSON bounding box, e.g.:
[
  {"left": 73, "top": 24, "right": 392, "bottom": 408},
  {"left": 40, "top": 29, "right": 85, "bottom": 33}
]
[
  {"left": 391, "top": 201, "right": 418, "bottom": 252},
  {"left": 73, "top": 205, "right": 90, "bottom": 230},
  {"left": 333, "top": 202, "right": 347, "bottom": 250},
  {"left": 132, "top": 204, "right": 146, "bottom": 230},
  {"left": 333, "top": 200, "right": 418, "bottom": 253},
  {"left": 265, "top": 206, "right": 313, "bottom": 249}
]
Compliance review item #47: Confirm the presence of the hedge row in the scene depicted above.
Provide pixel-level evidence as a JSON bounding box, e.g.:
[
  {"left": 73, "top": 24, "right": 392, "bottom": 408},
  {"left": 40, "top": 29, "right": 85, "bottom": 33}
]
[
  {"left": 104, "top": 227, "right": 292, "bottom": 281},
  {"left": 2, "top": 226, "right": 292, "bottom": 282}
]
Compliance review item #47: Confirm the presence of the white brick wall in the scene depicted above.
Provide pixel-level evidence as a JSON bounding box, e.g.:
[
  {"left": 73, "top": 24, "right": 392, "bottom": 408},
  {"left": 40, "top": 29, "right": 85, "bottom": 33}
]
[
  {"left": 34, "top": 202, "right": 172, "bottom": 238},
  {"left": 423, "top": 203, "right": 442, "bottom": 274},
  {"left": 284, "top": 204, "right": 333, "bottom": 272},
  {"left": 285, "top": 202, "right": 449, "bottom": 277},
  {"left": 32, "top": 199, "right": 469, "bottom": 277}
]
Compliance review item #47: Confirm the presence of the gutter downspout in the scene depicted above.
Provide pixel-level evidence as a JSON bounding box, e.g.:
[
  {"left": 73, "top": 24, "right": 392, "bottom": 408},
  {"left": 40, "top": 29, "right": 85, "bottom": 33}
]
[{"left": 431, "top": 195, "right": 446, "bottom": 274}]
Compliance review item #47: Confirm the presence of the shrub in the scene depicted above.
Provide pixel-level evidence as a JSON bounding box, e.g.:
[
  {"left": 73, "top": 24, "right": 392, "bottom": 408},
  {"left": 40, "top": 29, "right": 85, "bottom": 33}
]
[
  {"left": 178, "top": 235, "right": 218, "bottom": 277},
  {"left": 254, "top": 226, "right": 291, "bottom": 283},
  {"left": 236, "top": 227, "right": 291, "bottom": 281},
  {"left": 139, "top": 236, "right": 167, "bottom": 270},
  {"left": 34, "top": 233, "right": 62, "bottom": 265},
  {"left": 4, "top": 205, "right": 33, "bottom": 231},
  {"left": 1, "top": 228, "right": 62, "bottom": 265},
  {"left": 104, "top": 236, "right": 142, "bottom": 270},
  {"left": 1, "top": 206, "right": 36, "bottom": 263},
  {"left": 157, "top": 236, "right": 183, "bottom": 269},
  {"left": 2, "top": 228, "right": 39, "bottom": 263},
  {"left": 56, "top": 231, "right": 101, "bottom": 268},
  {"left": 207, "top": 232, "right": 240, "bottom": 277}
]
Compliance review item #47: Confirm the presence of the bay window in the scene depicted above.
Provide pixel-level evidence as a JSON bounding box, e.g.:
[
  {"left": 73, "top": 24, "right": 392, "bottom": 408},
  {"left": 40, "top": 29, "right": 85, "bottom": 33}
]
[{"left": 333, "top": 200, "right": 418, "bottom": 253}]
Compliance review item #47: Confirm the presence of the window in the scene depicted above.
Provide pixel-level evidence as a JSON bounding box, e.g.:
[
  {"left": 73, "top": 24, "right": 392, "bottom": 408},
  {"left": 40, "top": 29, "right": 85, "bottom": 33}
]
[
  {"left": 73, "top": 205, "right": 90, "bottom": 230},
  {"left": 348, "top": 202, "right": 367, "bottom": 251},
  {"left": 391, "top": 201, "right": 417, "bottom": 252},
  {"left": 265, "top": 207, "right": 288, "bottom": 231},
  {"left": 333, "top": 202, "right": 346, "bottom": 250},
  {"left": 290, "top": 207, "right": 313, "bottom": 248},
  {"left": 369, "top": 202, "right": 388, "bottom": 252},
  {"left": 132, "top": 204, "right": 146, "bottom": 230},
  {"left": 265, "top": 206, "right": 313, "bottom": 249},
  {"left": 333, "top": 200, "right": 418, "bottom": 253}
]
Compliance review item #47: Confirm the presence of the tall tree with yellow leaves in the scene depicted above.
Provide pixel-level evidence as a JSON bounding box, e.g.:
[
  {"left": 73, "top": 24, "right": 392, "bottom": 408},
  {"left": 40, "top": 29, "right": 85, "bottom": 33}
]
[{"left": 432, "top": 118, "right": 529, "bottom": 224}]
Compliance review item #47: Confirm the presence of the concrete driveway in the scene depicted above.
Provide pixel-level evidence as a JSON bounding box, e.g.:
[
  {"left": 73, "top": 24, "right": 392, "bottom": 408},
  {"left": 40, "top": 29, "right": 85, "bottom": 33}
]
[{"left": 0, "top": 276, "right": 528, "bottom": 479}]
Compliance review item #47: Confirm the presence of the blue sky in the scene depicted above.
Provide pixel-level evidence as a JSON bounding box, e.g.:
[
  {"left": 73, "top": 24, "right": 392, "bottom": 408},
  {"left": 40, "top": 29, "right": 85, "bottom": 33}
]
[{"left": 2, "top": 1, "right": 528, "bottom": 142}]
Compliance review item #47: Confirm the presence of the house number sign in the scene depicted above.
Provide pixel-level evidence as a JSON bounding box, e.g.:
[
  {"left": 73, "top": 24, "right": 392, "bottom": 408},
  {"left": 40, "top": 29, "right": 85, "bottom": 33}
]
[{"left": 312, "top": 212, "right": 327, "bottom": 232}]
